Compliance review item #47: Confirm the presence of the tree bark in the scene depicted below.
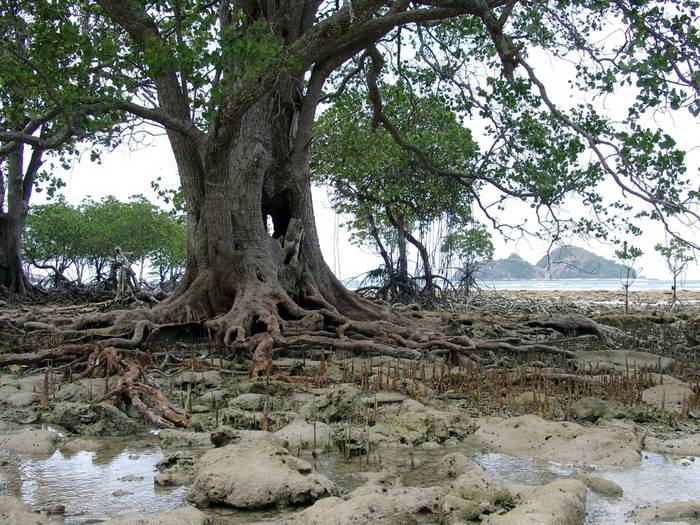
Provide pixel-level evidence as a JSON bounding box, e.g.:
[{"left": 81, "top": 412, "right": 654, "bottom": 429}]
[
  {"left": 0, "top": 146, "right": 41, "bottom": 294},
  {"left": 133, "top": 78, "right": 387, "bottom": 357},
  {"left": 404, "top": 228, "right": 434, "bottom": 297}
]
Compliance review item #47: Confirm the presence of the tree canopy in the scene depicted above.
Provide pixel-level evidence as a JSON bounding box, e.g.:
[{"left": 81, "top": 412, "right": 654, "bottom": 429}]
[
  {"left": 24, "top": 196, "right": 186, "bottom": 288},
  {"left": 1, "top": 0, "right": 698, "bottom": 248}
]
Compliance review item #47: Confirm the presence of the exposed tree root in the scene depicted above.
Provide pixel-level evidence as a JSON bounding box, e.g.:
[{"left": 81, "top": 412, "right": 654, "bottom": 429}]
[
  {"left": 0, "top": 223, "right": 636, "bottom": 429},
  {"left": 91, "top": 347, "right": 189, "bottom": 429}
]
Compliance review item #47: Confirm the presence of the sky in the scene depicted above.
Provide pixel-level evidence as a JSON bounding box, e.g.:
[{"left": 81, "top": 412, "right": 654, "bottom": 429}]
[{"left": 35, "top": 41, "right": 700, "bottom": 282}]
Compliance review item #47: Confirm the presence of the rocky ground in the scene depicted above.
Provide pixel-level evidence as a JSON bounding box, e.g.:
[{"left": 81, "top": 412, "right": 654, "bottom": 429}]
[{"left": 0, "top": 289, "right": 699, "bottom": 524}]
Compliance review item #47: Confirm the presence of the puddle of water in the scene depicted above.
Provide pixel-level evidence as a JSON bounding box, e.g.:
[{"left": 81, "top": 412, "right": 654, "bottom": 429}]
[
  {"left": 1, "top": 443, "right": 185, "bottom": 524},
  {"left": 587, "top": 453, "right": 700, "bottom": 525},
  {"left": 2, "top": 435, "right": 699, "bottom": 524}
]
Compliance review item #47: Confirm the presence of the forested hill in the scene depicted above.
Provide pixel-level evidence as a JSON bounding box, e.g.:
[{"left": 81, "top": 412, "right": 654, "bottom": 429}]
[{"left": 477, "top": 246, "right": 635, "bottom": 280}]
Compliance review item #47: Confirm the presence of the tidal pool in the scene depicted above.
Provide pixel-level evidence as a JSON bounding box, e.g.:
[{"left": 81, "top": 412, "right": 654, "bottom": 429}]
[
  {"left": 1, "top": 436, "right": 699, "bottom": 524},
  {"left": 0, "top": 440, "right": 185, "bottom": 524}
]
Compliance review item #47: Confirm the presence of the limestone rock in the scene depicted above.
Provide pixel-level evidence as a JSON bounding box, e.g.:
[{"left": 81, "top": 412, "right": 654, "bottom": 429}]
[
  {"left": 6, "top": 391, "right": 38, "bottom": 408},
  {"left": 574, "top": 473, "right": 623, "bottom": 497},
  {"left": 574, "top": 350, "right": 673, "bottom": 373},
  {"left": 435, "top": 453, "right": 486, "bottom": 479},
  {"left": 158, "top": 429, "right": 213, "bottom": 449},
  {"left": 645, "top": 433, "right": 700, "bottom": 456},
  {"left": 0, "top": 496, "right": 48, "bottom": 525},
  {"left": 300, "top": 385, "right": 363, "bottom": 423},
  {"left": 228, "top": 393, "right": 269, "bottom": 411},
  {"left": 155, "top": 452, "right": 197, "bottom": 486},
  {"left": 43, "top": 402, "right": 142, "bottom": 436},
  {"left": 465, "top": 414, "right": 641, "bottom": 467},
  {"left": 570, "top": 397, "right": 651, "bottom": 423},
  {"left": 178, "top": 370, "right": 223, "bottom": 388},
  {"left": 274, "top": 420, "right": 331, "bottom": 450},
  {"left": 99, "top": 506, "right": 210, "bottom": 525},
  {"left": 186, "top": 440, "right": 333, "bottom": 508},
  {"left": 371, "top": 399, "right": 473, "bottom": 446},
  {"left": 0, "top": 429, "right": 59, "bottom": 454},
  {"left": 209, "top": 426, "right": 283, "bottom": 448},
  {"left": 630, "top": 501, "right": 700, "bottom": 522},
  {"left": 293, "top": 485, "right": 443, "bottom": 525},
  {"left": 482, "top": 479, "right": 587, "bottom": 525},
  {"left": 60, "top": 437, "right": 104, "bottom": 454},
  {"left": 642, "top": 383, "right": 694, "bottom": 413}
]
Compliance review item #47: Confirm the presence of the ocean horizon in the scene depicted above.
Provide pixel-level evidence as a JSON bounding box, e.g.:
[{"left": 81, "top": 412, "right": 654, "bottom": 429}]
[
  {"left": 342, "top": 277, "right": 700, "bottom": 291},
  {"left": 476, "top": 278, "right": 700, "bottom": 291}
]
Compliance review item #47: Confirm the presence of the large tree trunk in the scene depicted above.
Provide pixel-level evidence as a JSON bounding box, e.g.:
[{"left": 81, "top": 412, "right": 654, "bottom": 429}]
[
  {"left": 0, "top": 147, "right": 37, "bottom": 294},
  {"left": 0, "top": 211, "right": 27, "bottom": 293},
  {"left": 117, "top": 80, "right": 393, "bottom": 373}
]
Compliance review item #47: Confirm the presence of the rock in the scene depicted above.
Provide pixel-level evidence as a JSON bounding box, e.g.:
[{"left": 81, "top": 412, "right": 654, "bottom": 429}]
[
  {"left": 6, "top": 391, "right": 38, "bottom": 408},
  {"left": 465, "top": 414, "right": 642, "bottom": 467},
  {"left": 0, "top": 384, "right": 20, "bottom": 399},
  {"left": 574, "top": 349, "right": 674, "bottom": 373},
  {"left": 0, "top": 375, "right": 20, "bottom": 388},
  {"left": 209, "top": 426, "right": 283, "bottom": 448},
  {"left": 99, "top": 506, "right": 210, "bottom": 525},
  {"left": 186, "top": 440, "right": 333, "bottom": 508},
  {"left": 371, "top": 400, "right": 473, "bottom": 446},
  {"left": 159, "top": 429, "right": 213, "bottom": 449},
  {"left": 16, "top": 375, "right": 45, "bottom": 393},
  {"left": 274, "top": 420, "right": 331, "bottom": 449},
  {"left": 155, "top": 452, "right": 197, "bottom": 486},
  {"left": 0, "top": 429, "right": 59, "bottom": 454},
  {"left": 293, "top": 485, "right": 444, "bottom": 525},
  {"left": 450, "top": 471, "right": 511, "bottom": 506},
  {"left": 112, "top": 490, "right": 132, "bottom": 497},
  {"left": 118, "top": 475, "right": 144, "bottom": 482},
  {"left": 642, "top": 383, "right": 694, "bottom": 413},
  {"left": 630, "top": 500, "right": 700, "bottom": 522},
  {"left": 300, "top": 385, "right": 363, "bottom": 422},
  {"left": 178, "top": 370, "right": 223, "bottom": 387},
  {"left": 482, "top": 479, "right": 587, "bottom": 525},
  {"left": 43, "top": 402, "right": 142, "bottom": 436},
  {"left": 435, "top": 453, "right": 485, "bottom": 479},
  {"left": 52, "top": 382, "right": 89, "bottom": 402},
  {"left": 574, "top": 473, "right": 623, "bottom": 497},
  {"left": 0, "top": 496, "right": 48, "bottom": 525},
  {"left": 199, "top": 390, "right": 225, "bottom": 405},
  {"left": 504, "top": 483, "right": 536, "bottom": 502},
  {"left": 361, "top": 392, "right": 409, "bottom": 405},
  {"left": 228, "top": 393, "right": 268, "bottom": 411},
  {"left": 440, "top": 494, "right": 482, "bottom": 523},
  {"left": 645, "top": 434, "right": 700, "bottom": 456},
  {"left": 570, "top": 397, "right": 651, "bottom": 423},
  {"left": 60, "top": 437, "right": 104, "bottom": 454},
  {"left": 437, "top": 455, "right": 512, "bottom": 522},
  {"left": 41, "top": 504, "right": 65, "bottom": 515},
  {"left": 217, "top": 407, "right": 284, "bottom": 430}
]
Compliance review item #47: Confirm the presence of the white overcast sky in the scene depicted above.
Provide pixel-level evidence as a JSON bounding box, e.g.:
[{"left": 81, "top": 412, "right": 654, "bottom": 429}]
[{"left": 37, "top": 46, "right": 700, "bottom": 282}]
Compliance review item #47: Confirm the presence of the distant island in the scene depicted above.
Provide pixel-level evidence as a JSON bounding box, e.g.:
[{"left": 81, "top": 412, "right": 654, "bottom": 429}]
[{"left": 477, "top": 245, "right": 635, "bottom": 280}]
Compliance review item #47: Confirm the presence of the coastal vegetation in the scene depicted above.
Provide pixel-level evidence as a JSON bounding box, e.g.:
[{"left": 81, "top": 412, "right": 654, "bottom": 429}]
[{"left": 0, "top": 0, "right": 699, "bottom": 523}]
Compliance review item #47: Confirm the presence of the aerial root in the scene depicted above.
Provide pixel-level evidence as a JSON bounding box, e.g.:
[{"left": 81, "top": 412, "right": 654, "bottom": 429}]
[{"left": 91, "top": 346, "right": 189, "bottom": 428}]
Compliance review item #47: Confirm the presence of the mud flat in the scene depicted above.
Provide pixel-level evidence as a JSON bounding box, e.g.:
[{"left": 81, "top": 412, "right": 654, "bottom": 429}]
[{"left": 0, "top": 290, "right": 698, "bottom": 523}]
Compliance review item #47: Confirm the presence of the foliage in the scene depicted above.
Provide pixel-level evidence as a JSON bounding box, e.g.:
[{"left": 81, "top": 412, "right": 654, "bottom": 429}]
[
  {"left": 2, "top": 0, "right": 700, "bottom": 289},
  {"left": 655, "top": 238, "right": 694, "bottom": 279},
  {"left": 655, "top": 238, "right": 694, "bottom": 307},
  {"left": 313, "top": 84, "right": 478, "bottom": 298},
  {"left": 614, "top": 241, "right": 643, "bottom": 314},
  {"left": 22, "top": 198, "right": 84, "bottom": 284},
  {"left": 441, "top": 224, "right": 494, "bottom": 295},
  {"left": 23, "top": 196, "right": 185, "bottom": 287}
]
